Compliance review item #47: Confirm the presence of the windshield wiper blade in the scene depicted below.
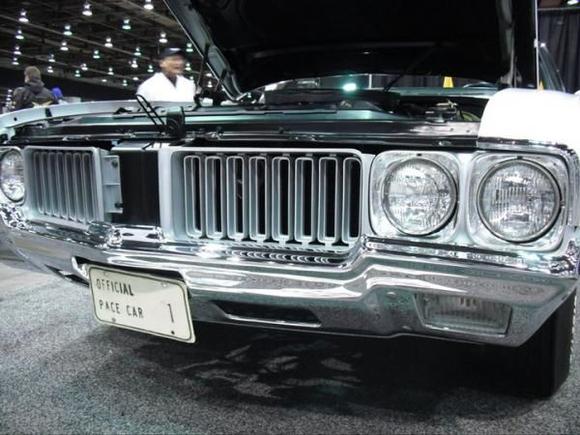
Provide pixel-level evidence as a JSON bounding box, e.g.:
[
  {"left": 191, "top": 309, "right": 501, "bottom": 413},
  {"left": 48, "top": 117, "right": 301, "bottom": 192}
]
[
  {"left": 135, "top": 94, "right": 165, "bottom": 134},
  {"left": 383, "top": 46, "right": 437, "bottom": 93}
]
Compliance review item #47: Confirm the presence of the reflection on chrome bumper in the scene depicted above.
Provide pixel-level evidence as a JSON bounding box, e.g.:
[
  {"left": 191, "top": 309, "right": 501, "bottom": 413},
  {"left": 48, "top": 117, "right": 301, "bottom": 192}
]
[{"left": 0, "top": 208, "right": 578, "bottom": 347}]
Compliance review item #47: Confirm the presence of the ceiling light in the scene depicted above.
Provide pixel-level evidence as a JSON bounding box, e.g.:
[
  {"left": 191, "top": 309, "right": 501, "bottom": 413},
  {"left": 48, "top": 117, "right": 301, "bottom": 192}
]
[
  {"left": 205, "top": 72, "right": 213, "bottom": 77},
  {"left": 48, "top": 53, "right": 56, "bottom": 63},
  {"left": 159, "top": 32, "right": 167, "bottom": 44},
  {"left": 47, "top": 65, "right": 54, "bottom": 73},
  {"left": 131, "top": 58, "right": 139, "bottom": 69},
  {"left": 63, "top": 24, "right": 72, "bottom": 36},
  {"left": 105, "top": 36, "right": 113, "bottom": 48},
  {"left": 342, "top": 82, "right": 358, "bottom": 92},
  {"left": 60, "top": 40, "right": 69, "bottom": 51},
  {"left": 144, "top": 0, "right": 154, "bottom": 11},
  {"left": 15, "top": 28, "right": 24, "bottom": 40},
  {"left": 132, "top": 76, "right": 139, "bottom": 81},
  {"left": 134, "top": 46, "right": 141, "bottom": 57},
  {"left": 185, "top": 62, "right": 192, "bottom": 72},
  {"left": 82, "top": 2, "right": 92, "bottom": 17},
  {"left": 122, "top": 79, "right": 128, "bottom": 87},
  {"left": 93, "top": 49, "right": 100, "bottom": 59},
  {"left": 186, "top": 43, "right": 194, "bottom": 53},
  {"left": 12, "top": 57, "right": 19, "bottom": 66},
  {"left": 101, "top": 78, "right": 107, "bottom": 83},
  {"left": 147, "top": 64, "right": 154, "bottom": 73},
  {"left": 13, "top": 45, "right": 21, "bottom": 56},
  {"left": 207, "top": 81, "right": 213, "bottom": 88},
  {"left": 19, "top": 10, "right": 29, "bottom": 23},
  {"left": 108, "top": 67, "right": 114, "bottom": 76},
  {"left": 81, "top": 63, "right": 88, "bottom": 71},
  {"left": 122, "top": 18, "right": 131, "bottom": 30},
  {"left": 74, "top": 70, "right": 81, "bottom": 78},
  {"left": 567, "top": 0, "right": 579, "bottom": 5}
]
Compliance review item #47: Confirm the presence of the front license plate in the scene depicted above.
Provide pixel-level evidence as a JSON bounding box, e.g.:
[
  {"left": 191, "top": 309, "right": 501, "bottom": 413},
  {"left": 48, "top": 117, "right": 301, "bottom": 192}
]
[{"left": 88, "top": 266, "right": 195, "bottom": 343}]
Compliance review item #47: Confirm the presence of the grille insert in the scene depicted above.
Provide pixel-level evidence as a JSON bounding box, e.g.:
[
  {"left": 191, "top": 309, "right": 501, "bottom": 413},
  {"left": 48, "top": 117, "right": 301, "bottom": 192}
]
[
  {"left": 179, "top": 152, "right": 362, "bottom": 247},
  {"left": 28, "top": 149, "right": 101, "bottom": 225}
]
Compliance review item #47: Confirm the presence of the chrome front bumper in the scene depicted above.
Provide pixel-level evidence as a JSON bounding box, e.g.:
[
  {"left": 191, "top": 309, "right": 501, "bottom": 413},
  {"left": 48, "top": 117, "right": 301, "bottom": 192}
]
[{"left": 1, "top": 206, "right": 578, "bottom": 347}]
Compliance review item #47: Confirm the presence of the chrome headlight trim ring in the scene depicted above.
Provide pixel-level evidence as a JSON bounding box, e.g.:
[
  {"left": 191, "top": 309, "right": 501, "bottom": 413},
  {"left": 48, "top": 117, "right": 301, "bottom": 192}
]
[
  {"left": 476, "top": 158, "right": 562, "bottom": 244},
  {"left": 380, "top": 157, "right": 458, "bottom": 237},
  {"left": 0, "top": 148, "right": 25, "bottom": 203}
]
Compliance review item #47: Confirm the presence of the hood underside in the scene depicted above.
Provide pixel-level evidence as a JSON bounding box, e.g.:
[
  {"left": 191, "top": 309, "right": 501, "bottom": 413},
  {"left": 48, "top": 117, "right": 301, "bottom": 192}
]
[{"left": 165, "top": 0, "right": 538, "bottom": 98}]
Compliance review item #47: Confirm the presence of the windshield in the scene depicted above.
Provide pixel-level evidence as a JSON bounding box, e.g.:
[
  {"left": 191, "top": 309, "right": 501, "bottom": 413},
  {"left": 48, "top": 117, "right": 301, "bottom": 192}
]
[{"left": 263, "top": 74, "right": 497, "bottom": 92}]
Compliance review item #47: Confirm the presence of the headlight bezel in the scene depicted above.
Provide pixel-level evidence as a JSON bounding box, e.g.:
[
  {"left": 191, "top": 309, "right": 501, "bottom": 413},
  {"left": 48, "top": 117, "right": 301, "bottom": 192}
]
[
  {"left": 476, "top": 159, "right": 562, "bottom": 243},
  {"left": 370, "top": 151, "right": 460, "bottom": 240},
  {"left": 467, "top": 153, "right": 568, "bottom": 250},
  {"left": 0, "top": 148, "right": 25, "bottom": 203}
]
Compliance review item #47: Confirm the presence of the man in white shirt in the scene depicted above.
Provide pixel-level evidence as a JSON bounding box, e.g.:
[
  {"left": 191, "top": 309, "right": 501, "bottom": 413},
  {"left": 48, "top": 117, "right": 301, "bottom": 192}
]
[{"left": 137, "top": 47, "right": 195, "bottom": 102}]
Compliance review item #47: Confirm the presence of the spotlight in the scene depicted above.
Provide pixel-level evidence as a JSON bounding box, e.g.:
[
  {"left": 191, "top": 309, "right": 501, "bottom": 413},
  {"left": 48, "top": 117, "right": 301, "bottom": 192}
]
[
  {"left": 19, "top": 10, "right": 29, "bottom": 23},
  {"left": 13, "top": 45, "right": 22, "bottom": 56},
  {"left": 74, "top": 70, "right": 81, "bottom": 78},
  {"left": 132, "top": 76, "right": 139, "bottom": 81},
  {"left": 159, "top": 32, "right": 168, "bottom": 44},
  {"left": 144, "top": 0, "right": 154, "bottom": 11},
  {"left": 101, "top": 78, "right": 107, "bottom": 83},
  {"left": 186, "top": 43, "right": 194, "bottom": 53},
  {"left": 122, "top": 18, "right": 131, "bottom": 30},
  {"left": 47, "top": 65, "right": 54, "bottom": 73},
  {"left": 93, "top": 49, "right": 100, "bottom": 59},
  {"left": 12, "top": 57, "right": 19, "bottom": 66},
  {"left": 131, "top": 59, "right": 139, "bottom": 69},
  {"left": 81, "top": 63, "right": 88, "bottom": 71},
  {"left": 108, "top": 67, "right": 114, "bottom": 76},
  {"left": 60, "top": 40, "right": 69, "bottom": 51},
  {"left": 134, "top": 46, "right": 142, "bottom": 57},
  {"left": 63, "top": 24, "right": 72, "bottom": 36},
  {"left": 48, "top": 53, "right": 56, "bottom": 63},
  {"left": 105, "top": 36, "right": 113, "bottom": 48},
  {"left": 82, "top": 2, "right": 93, "bottom": 17},
  {"left": 122, "top": 79, "right": 128, "bottom": 87},
  {"left": 185, "top": 62, "right": 192, "bottom": 72},
  {"left": 147, "top": 64, "right": 154, "bottom": 73},
  {"left": 15, "top": 28, "right": 24, "bottom": 40}
]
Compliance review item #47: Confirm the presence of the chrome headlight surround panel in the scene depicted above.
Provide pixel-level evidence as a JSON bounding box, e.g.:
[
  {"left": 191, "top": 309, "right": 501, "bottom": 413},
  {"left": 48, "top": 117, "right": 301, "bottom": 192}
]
[
  {"left": 467, "top": 153, "right": 569, "bottom": 251},
  {"left": 370, "top": 151, "right": 460, "bottom": 241},
  {"left": 0, "top": 146, "right": 25, "bottom": 204}
]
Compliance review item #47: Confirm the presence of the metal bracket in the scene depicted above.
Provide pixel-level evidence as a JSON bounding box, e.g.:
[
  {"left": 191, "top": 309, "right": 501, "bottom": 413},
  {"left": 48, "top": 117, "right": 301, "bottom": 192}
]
[{"left": 101, "top": 154, "right": 123, "bottom": 214}]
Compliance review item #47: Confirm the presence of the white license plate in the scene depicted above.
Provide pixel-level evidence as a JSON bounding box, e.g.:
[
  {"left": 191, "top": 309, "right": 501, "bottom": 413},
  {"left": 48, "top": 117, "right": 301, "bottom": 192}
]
[{"left": 88, "top": 266, "right": 195, "bottom": 343}]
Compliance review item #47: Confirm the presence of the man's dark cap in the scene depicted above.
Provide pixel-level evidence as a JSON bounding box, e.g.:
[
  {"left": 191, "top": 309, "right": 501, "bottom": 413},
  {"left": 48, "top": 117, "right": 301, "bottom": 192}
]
[{"left": 159, "top": 47, "right": 186, "bottom": 60}]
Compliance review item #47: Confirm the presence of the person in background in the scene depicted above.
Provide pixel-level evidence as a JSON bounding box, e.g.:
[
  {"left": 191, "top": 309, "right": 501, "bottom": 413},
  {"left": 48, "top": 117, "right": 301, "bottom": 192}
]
[
  {"left": 51, "top": 87, "right": 67, "bottom": 104},
  {"left": 137, "top": 47, "right": 195, "bottom": 102},
  {"left": 12, "top": 66, "right": 57, "bottom": 111}
]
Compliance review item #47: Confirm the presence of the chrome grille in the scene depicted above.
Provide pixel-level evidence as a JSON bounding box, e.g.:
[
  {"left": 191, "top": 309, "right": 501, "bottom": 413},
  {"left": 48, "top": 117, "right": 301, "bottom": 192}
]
[
  {"left": 29, "top": 149, "right": 99, "bottom": 225},
  {"left": 180, "top": 152, "right": 362, "bottom": 247}
]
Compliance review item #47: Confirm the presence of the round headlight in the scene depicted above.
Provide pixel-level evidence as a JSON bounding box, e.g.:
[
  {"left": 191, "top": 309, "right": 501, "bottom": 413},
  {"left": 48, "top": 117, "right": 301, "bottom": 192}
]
[
  {"left": 0, "top": 150, "right": 25, "bottom": 202},
  {"left": 477, "top": 160, "right": 561, "bottom": 243},
  {"left": 381, "top": 158, "right": 457, "bottom": 236}
]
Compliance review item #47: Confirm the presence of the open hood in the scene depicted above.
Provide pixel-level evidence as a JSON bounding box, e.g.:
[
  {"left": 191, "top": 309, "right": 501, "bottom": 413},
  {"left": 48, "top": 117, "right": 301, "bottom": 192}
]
[{"left": 165, "top": 0, "right": 538, "bottom": 98}]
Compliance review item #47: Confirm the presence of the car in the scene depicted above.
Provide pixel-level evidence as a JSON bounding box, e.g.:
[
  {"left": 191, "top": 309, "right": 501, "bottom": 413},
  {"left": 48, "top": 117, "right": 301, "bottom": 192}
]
[{"left": 0, "top": 0, "right": 579, "bottom": 397}]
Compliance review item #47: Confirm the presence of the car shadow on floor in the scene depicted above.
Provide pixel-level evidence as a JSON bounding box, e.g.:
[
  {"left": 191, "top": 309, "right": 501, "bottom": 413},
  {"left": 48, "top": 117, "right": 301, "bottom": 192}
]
[{"left": 124, "top": 322, "right": 538, "bottom": 417}]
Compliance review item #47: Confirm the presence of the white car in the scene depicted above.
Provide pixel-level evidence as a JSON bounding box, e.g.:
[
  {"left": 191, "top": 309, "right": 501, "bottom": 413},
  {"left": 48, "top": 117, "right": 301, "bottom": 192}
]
[{"left": 0, "top": 0, "right": 578, "bottom": 397}]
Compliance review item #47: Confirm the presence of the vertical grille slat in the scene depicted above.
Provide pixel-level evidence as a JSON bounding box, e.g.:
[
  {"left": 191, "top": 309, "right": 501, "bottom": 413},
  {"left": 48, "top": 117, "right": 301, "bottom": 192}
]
[
  {"left": 342, "top": 158, "right": 362, "bottom": 243},
  {"left": 181, "top": 151, "right": 362, "bottom": 249},
  {"left": 249, "top": 156, "right": 270, "bottom": 242},
  {"left": 226, "top": 156, "right": 248, "bottom": 241},
  {"left": 29, "top": 149, "right": 100, "bottom": 226},
  {"left": 271, "top": 156, "right": 294, "bottom": 244}
]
